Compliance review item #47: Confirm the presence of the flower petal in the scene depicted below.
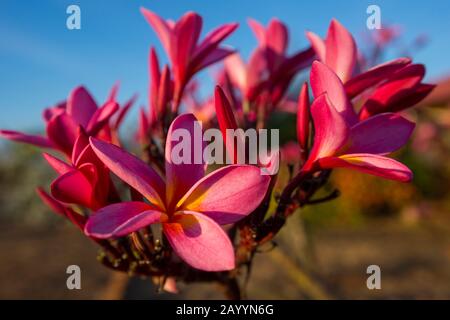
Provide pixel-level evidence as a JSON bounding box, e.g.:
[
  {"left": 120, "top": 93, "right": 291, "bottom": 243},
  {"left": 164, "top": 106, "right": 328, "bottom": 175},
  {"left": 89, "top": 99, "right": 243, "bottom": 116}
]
[
  {"left": 247, "top": 18, "right": 266, "bottom": 44},
  {"left": 71, "top": 128, "right": 89, "bottom": 165},
  {"left": 306, "top": 31, "right": 326, "bottom": 62},
  {"left": 360, "top": 64, "right": 427, "bottom": 117},
  {"left": 224, "top": 53, "right": 247, "bottom": 93},
  {"left": 43, "top": 153, "right": 73, "bottom": 174},
  {"left": 318, "top": 154, "right": 412, "bottom": 182},
  {"left": 172, "top": 12, "right": 202, "bottom": 83},
  {"left": 165, "top": 113, "right": 205, "bottom": 210},
  {"left": 193, "top": 23, "right": 238, "bottom": 63},
  {"left": 0, "top": 130, "right": 54, "bottom": 148},
  {"left": 345, "top": 58, "right": 412, "bottom": 99},
  {"left": 306, "top": 93, "right": 349, "bottom": 167},
  {"left": 310, "top": 61, "right": 357, "bottom": 125},
  {"left": 192, "top": 47, "right": 235, "bottom": 73},
  {"left": 346, "top": 113, "right": 415, "bottom": 155},
  {"left": 215, "top": 86, "right": 239, "bottom": 163},
  {"left": 43, "top": 103, "right": 65, "bottom": 122},
  {"left": 50, "top": 168, "right": 94, "bottom": 208},
  {"left": 67, "top": 86, "right": 98, "bottom": 129},
  {"left": 85, "top": 202, "right": 162, "bottom": 238},
  {"left": 46, "top": 113, "right": 79, "bottom": 155},
  {"left": 113, "top": 94, "right": 138, "bottom": 130},
  {"left": 177, "top": 165, "right": 270, "bottom": 225},
  {"left": 163, "top": 211, "right": 235, "bottom": 271},
  {"left": 266, "top": 18, "right": 288, "bottom": 55},
  {"left": 90, "top": 137, "right": 165, "bottom": 208},
  {"left": 297, "top": 82, "right": 310, "bottom": 156},
  {"left": 324, "top": 19, "right": 357, "bottom": 82},
  {"left": 140, "top": 7, "right": 173, "bottom": 57},
  {"left": 86, "top": 101, "right": 119, "bottom": 136}
]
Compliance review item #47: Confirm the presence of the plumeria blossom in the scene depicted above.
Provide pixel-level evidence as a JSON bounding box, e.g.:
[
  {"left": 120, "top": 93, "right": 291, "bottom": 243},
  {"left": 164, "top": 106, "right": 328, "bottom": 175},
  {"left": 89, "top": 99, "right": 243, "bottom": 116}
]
[
  {"left": 248, "top": 18, "right": 315, "bottom": 105},
  {"left": 307, "top": 19, "right": 434, "bottom": 119},
  {"left": 301, "top": 64, "right": 415, "bottom": 182},
  {"left": 0, "top": 85, "right": 134, "bottom": 156},
  {"left": 225, "top": 19, "right": 314, "bottom": 107},
  {"left": 85, "top": 113, "right": 271, "bottom": 271},
  {"left": 141, "top": 7, "right": 238, "bottom": 106},
  {"left": 43, "top": 129, "right": 115, "bottom": 210}
]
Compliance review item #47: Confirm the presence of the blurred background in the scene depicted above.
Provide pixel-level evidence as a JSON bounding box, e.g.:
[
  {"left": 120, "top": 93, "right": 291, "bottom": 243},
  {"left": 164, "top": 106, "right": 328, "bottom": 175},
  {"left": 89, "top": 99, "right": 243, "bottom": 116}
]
[{"left": 1, "top": 0, "right": 450, "bottom": 299}]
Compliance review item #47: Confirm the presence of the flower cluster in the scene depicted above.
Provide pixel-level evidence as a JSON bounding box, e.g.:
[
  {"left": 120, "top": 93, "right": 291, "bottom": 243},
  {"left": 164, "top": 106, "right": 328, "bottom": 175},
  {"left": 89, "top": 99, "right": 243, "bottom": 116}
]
[{"left": 0, "top": 8, "right": 433, "bottom": 297}]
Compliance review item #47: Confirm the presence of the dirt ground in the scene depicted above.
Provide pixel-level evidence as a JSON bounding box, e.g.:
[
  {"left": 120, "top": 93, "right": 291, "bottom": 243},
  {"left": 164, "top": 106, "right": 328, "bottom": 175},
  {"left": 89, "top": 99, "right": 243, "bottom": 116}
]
[{"left": 1, "top": 219, "right": 449, "bottom": 299}]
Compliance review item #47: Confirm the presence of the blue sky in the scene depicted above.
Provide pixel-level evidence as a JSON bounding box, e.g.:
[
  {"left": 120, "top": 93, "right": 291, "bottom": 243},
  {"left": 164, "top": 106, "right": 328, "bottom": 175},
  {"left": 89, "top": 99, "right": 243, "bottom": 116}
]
[{"left": 1, "top": 0, "right": 450, "bottom": 130}]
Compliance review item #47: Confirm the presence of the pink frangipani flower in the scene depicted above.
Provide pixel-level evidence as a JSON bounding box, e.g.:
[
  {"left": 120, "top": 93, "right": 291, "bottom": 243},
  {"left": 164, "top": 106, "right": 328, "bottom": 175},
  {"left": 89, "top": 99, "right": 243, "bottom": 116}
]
[
  {"left": 0, "top": 85, "right": 134, "bottom": 156},
  {"left": 301, "top": 92, "right": 415, "bottom": 182},
  {"left": 43, "top": 129, "right": 115, "bottom": 210},
  {"left": 141, "top": 8, "right": 238, "bottom": 106},
  {"left": 85, "top": 113, "right": 271, "bottom": 271},
  {"left": 225, "top": 18, "right": 314, "bottom": 106},
  {"left": 307, "top": 19, "right": 434, "bottom": 118},
  {"left": 302, "top": 61, "right": 415, "bottom": 181}
]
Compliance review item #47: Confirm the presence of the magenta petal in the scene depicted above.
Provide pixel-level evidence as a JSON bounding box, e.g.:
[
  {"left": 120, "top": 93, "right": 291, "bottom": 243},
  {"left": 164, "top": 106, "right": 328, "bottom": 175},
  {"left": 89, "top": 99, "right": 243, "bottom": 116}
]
[
  {"left": 0, "top": 130, "right": 54, "bottom": 148},
  {"left": 107, "top": 81, "right": 120, "bottom": 103},
  {"left": 345, "top": 58, "right": 412, "bottom": 99},
  {"left": 193, "top": 23, "right": 238, "bottom": 62},
  {"left": 165, "top": 113, "right": 205, "bottom": 209},
  {"left": 306, "top": 93, "right": 349, "bottom": 166},
  {"left": 215, "top": 86, "right": 239, "bottom": 163},
  {"left": 86, "top": 101, "right": 119, "bottom": 136},
  {"left": 90, "top": 137, "right": 165, "bottom": 209},
  {"left": 361, "top": 64, "right": 426, "bottom": 116},
  {"left": 85, "top": 202, "right": 162, "bottom": 238},
  {"left": 310, "top": 61, "right": 357, "bottom": 125},
  {"left": 113, "top": 94, "right": 138, "bottom": 130},
  {"left": 318, "top": 154, "right": 413, "bottom": 182},
  {"left": 46, "top": 113, "right": 79, "bottom": 155},
  {"left": 224, "top": 53, "right": 247, "bottom": 92},
  {"left": 140, "top": 7, "right": 173, "bottom": 58},
  {"left": 43, "top": 103, "right": 65, "bottom": 122},
  {"left": 247, "top": 18, "right": 266, "bottom": 44},
  {"left": 324, "top": 19, "right": 357, "bottom": 82},
  {"left": 297, "top": 82, "right": 310, "bottom": 156},
  {"left": 163, "top": 211, "right": 235, "bottom": 271},
  {"left": 192, "top": 47, "right": 235, "bottom": 73},
  {"left": 43, "top": 153, "right": 73, "bottom": 175},
  {"left": 67, "top": 86, "right": 98, "bottom": 129},
  {"left": 177, "top": 165, "right": 271, "bottom": 225},
  {"left": 346, "top": 113, "right": 415, "bottom": 155},
  {"left": 51, "top": 168, "right": 94, "bottom": 208},
  {"left": 306, "top": 31, "right": 326, "bottom": 62},
  {"left": 266, "top": 18, "right": 288, "bottom": 55},
  {"left": 71, "top": 128, "right": 90, "bottom": 165},
  {"left": 172, "top": 12, "right": 203, "bottom": 82}
]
